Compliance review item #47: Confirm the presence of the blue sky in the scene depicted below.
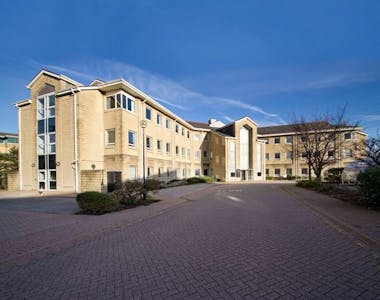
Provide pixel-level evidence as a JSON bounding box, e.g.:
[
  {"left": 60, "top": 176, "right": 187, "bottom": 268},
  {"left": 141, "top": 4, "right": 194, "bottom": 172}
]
[{"left": 0, "top": 0, "right": 379, "bottom": 137}]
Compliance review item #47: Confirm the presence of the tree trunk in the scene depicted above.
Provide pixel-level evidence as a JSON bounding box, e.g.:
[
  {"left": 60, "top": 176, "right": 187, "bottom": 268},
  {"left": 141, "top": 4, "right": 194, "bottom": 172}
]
[{"left": 308, "top": 164, "right": 312, "bottom": 181}]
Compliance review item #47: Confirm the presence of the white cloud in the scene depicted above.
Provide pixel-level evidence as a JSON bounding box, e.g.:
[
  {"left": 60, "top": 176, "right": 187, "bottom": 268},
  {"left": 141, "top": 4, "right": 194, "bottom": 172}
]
[{"left": 362, "top": 114, "right": 380, "bottom": 121}]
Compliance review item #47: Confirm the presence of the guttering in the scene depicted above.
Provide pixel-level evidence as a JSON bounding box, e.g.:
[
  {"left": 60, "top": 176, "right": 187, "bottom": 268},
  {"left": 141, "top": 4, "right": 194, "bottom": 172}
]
[
  {"left": 70, "top": 88, "right": 79, "bottom": 193},
  {"left": 18, "top": 108, "right": 22, "bottom": 190}
]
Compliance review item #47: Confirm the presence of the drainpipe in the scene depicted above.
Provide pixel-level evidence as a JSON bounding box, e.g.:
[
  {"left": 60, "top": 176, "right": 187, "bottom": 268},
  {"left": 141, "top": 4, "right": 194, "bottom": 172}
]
[
  {"left": 18, "top": 108, "right": 22, "bottom": 190},
  {"left": 71, "top": 88, "right": 79, "bottom": 193}
]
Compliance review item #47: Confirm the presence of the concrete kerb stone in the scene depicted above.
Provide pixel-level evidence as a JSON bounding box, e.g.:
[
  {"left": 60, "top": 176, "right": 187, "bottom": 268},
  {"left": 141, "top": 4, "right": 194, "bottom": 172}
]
[{"left": 281, "top": 185, "right": 380, "bottom": 252}]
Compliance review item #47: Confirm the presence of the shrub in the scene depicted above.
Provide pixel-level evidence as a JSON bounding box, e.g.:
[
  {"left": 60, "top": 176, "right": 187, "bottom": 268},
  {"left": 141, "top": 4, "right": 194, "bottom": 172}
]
[
  {"left": 76, "top": 191, "right": 118, "bottom": 214},
  {"left": 296, "top": 180, "right": 319, "bottom": 189},
  {"left": 357, "top": 167, "right": 380, "bottom": 206},
  {"left": 186, "top": 176, "right": 215, "bottom": 185},
  {"left": 266, "top": 176, "right": 273, "bottom": 180},
  {"left": 114, "top": 180, "right": 144, "bottom": 206},
  {"left": 324, "top": 167, "right": 344, "bottom": 183},
  {"left": 144, "top": 179, "right": 162, "bottom": 191}
]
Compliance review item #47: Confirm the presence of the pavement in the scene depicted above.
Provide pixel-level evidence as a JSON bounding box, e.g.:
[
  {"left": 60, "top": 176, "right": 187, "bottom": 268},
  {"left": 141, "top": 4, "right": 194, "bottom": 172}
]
[{"left": 0, "top": 183, "right": 379, "bottom": 299}]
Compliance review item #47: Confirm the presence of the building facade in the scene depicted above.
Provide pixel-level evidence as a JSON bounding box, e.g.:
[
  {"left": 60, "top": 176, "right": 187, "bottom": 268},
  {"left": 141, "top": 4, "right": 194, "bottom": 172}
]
[
  {"left": 0, "top": 132, "right": 18, "bottom": 153},
  {"left": 15, "top": 70, "right": 266, "bottom": 193}
]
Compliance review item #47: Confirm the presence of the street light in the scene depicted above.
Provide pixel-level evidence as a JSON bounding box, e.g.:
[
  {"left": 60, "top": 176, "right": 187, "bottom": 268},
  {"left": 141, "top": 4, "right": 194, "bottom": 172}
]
[{"left": 140, "top": 120, "right": 147, "bottom": 185}]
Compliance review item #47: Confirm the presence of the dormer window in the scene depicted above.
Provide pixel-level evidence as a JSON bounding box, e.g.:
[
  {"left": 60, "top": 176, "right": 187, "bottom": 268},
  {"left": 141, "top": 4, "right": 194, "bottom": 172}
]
[{"left": 106, "top": 92, "right": 135, "bottom": 112}]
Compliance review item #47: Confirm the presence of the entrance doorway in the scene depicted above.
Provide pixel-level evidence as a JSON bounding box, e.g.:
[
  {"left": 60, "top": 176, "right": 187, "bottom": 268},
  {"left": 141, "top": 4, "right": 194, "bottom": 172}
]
[{"left": 107, "top": 171, "right": 122, "bottom": 192}]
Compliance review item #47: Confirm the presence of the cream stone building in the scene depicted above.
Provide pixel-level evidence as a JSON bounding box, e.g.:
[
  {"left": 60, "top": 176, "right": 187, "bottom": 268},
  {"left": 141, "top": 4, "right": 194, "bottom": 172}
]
[
  {"left": 0, "top": 132, "right": 18, "bottom": 153},
  {"left": 15, "top": 70, "right": 266, "bottom": 193}
]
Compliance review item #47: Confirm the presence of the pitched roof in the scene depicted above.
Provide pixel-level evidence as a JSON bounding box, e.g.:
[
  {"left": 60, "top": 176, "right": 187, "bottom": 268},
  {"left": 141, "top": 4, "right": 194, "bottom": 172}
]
[
  {"left": 257, "top": 122, "right": 356, "bottom": 135},
  {"left": 0, "top": 132, "right": 18, "bottom": 137},
  {"left": 26, "top": 69, "right": 83, "bottom": 89},
  {"left": 257, "top": 124, "right": 297, "bottom": 135},
  {"left": 187, "top": 121, "right": 210, "bottom": 129}
]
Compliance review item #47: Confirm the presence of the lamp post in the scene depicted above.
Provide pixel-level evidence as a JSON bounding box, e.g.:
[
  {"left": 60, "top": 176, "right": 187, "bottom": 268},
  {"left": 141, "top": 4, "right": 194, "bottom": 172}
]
[{"left": 140, "top": 120, "right": 147, "bottom": 185}]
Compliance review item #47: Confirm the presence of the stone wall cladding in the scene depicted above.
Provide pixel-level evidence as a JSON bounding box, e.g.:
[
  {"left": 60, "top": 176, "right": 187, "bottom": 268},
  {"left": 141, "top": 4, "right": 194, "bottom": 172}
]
[
  {"left": 7, "top": 171, "right": 19, "bottom": 191},
  {"left": 80, "top": 170, "right": 106, "bottom": 192}
]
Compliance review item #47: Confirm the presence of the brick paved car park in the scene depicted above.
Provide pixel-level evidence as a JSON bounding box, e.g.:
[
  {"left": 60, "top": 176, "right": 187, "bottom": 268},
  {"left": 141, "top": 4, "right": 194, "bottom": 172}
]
[{"left": 0, "top": 183, "right": 379, "bottom": 299}]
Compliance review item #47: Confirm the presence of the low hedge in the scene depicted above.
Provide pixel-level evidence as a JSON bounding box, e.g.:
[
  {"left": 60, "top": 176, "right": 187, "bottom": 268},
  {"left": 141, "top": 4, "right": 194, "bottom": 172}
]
[
  {"left": 186, "top": 176, "right": 215, "bottom": 184},
  {"left": 358, "top": 167, "right": 380, "bottom": 206},
  {"left": 76, "top": 191, "right": 118, "bottom": 214}
]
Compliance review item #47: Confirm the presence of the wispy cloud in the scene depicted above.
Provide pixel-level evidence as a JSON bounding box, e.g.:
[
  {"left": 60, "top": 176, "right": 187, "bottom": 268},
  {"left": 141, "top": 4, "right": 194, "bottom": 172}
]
[
  {"left": 361, "top": 114, "right": 380, "bottom": 121},
  {"left": 37, "top": 58, "right": 280, "bottom": 123}
]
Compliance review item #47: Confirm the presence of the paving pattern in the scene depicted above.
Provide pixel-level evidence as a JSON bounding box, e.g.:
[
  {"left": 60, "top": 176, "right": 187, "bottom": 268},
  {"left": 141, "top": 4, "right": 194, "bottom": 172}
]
[{"left": 0, "top": 184, "right": 379, "bottom": 299}]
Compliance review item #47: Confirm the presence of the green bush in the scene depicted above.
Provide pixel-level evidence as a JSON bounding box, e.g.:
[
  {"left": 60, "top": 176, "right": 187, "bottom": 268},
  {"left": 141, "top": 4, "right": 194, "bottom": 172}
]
[
  {"left": 186, "top": 176, "right": 215, "bottom": 185},
  {"left": 296, "top": 180, "right": 319, "bottom": 189},
  {"left": 76, "top": 191, "right": 118, "bottom": 214},
  {"left": 144, "top": 179, "right": 162, "bottom": 191},
  {"left": 357, "top": 167, "right": 380, "bottom": 206},
  {"left": 266, "top": 176, "right": 273, "bottom": 180},
  {"left": 114, "top": 180, "right": 144, "bottom": 206},
  {"left": 324, "top": 168, "right": 344, "bottom": 183}
]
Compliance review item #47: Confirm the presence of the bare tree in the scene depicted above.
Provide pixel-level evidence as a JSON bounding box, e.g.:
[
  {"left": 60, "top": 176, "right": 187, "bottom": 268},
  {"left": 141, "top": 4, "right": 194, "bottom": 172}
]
[
  {"left": 355, "top": 133, "right": 380, "bottom": 167},
  {"left": 291, "top": 108, "right": 358, "bottom": 184}
]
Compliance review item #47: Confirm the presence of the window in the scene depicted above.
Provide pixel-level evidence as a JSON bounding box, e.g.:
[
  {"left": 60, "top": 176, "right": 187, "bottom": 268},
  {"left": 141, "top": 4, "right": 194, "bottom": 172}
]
[
  {"left": 344, "top": 149, "right": 353, "bottom": 158},
  {"left": 122, "top": 94, "right": 127, "bottom": 109},
  {"left": 263, "top": 138, "right": 269, "bottom": 144},
  {"left": 106, "top": 129, "right": 115, "bottom": 145},
  {"left": 286, "top": 151, "right": 293, "bottom": 160},
  {"left": 166, "top": 119, "right": 171, "bottom": 129},
  {"left": 265, "top": 153, "right": 269, "bottom": 160},
  {"left": 182, "top": 169, "right": 186, "bottom": 178},
  {"left": 158, "top": 167, "right": 163, "bottom": 178},
  {"left": 147, "top": 167, "right": 154, "bottom": 178},
  {"left": 286, "top": 168, "right": 292, "bottom": 176},
  {"left": 328, "top": 150, "right": 334, "bottom": 158},
  {"left": 274, "top": 137, "right": 280, "bottom": 144},
  {"left": 128, "top": 131, "right": 136, "bottom": 146},
  {"left": 275, "top": 152, "right": 280, "bottom": 160},
  {"left": 187, "top": 131, "right": 190, "bottom": 139},
  {"left": 182, "top": 147, "right": 185, "bottom": 157},
  {"left": 302, "top": 168, "right": 308, "bottom": 175},
  {"left": 203, "top": 150, "right": 208, "bottom": 158},
  {"left": 157, "top": 114, "right": 162, "bottom": 125},
  {"left": 175, "top": 145, "right": 179, "bottom": 156},
  {"left": 266, "top": 169, "right": 269, "bottom": 176},
  {"left": 145, "top": 108, "right": 151, "bottom": 120},
  {"left": 301, "top": 152, "right": 307, "bottom": 158},
  {"left": 274, "top": 168, "right": 281, "bottom": 176},
  {"left": 157, "top": 140, "right": 162, "bottom": 152},
  {"left": 166, "top": 142, "right": 171, "bottom": 153},
  {"left": 286, "top": 136, "right": 293, "bottom": 144},
  {"left": 146, "top": 137, "right": 152, "bottom": 150},
  {"left": 194, "top": 133, "right": 200, "bottom": 141},
  {"left": 128, "top": 166, "right": 137, "bottom": 180},
  {"left": 187, "top": 149, "right": 191, "bottom": 160},
  {"left": 167, "top": 167, "right": 171, "bottom": 178},
  {"left": 106, "top": 95, "right": 116, "bottom": 109},
  {"left": 127, "top": 98, "right": 135, "bottom": 112},
  {"left": 175, "top": 124, "right": 179, "bottom": 133},
  {"left": 195, "top": 150, "right": 200, "bottom": 160},
  {"left": 195, "top": 169, "right": 201, "bottom": 176},
  {"left": 181, "top": 128, "right": 185, "bottom": 136},
  {"left": 344, "top": 132, "right": 352, "bottom": 140}
]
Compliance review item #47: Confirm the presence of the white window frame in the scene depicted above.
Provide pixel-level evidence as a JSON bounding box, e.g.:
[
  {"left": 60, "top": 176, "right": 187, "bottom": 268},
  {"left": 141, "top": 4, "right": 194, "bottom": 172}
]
[{"left": 106, "top": 129, "right": 116, "bottom": 145}]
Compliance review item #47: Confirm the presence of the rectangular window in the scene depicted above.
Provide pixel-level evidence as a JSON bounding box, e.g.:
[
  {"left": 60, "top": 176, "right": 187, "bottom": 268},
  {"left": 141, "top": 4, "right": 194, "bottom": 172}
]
[
  {"left": 286, "top": 168, "right": 292, "bottom": 176},
  {"left": 48, "top": 118, "right": 55, "bottom": 133},
  {"left": 275, "top": 152, "right": 280, "bottom": 160},
  {"left": 157, "top": 114, "right": 162, "bottom": 125},
  {"left": 266, "top": 168, "right": 269, "bottom": 176},
  {"left": 274, "top": 168, "right": 281, "bottom": 176},
  {"left": 187, "top": 131, "right": 190, "bottom": 139},
  {"left": 265, "top": 153, "right": 269, "bottom": 160},
  {"left": 122, "top": 94, "right": 127, "bottom": 109},
  {"left": 344, "top": 132, "right": 352, "bottom": 140},
  {"left": 263, "top": 139, "right": 269, "bottom": 144},
  {"left": 187, "top": 149, "right": 190, "bottom": 160},
  {"left": 106, "top": 96, "right": 116, "bottom": 109},
  {"left": 203, "top": 150, "right": 208, "bottom": 158},
  {"left": 147, "top": 167, "right": 154, "bottom": 178},
  {"left": 194, "top": 133, "right": 200, "bottom": 141},
  {"left": 146, "top": 136, "right": 152, "bottom": 150},
  {"left": 106, "top": 129, "right": 115, "bottom": 145},
  {"left": 158, "top": 167, "right": 163, "bottom": 177},
  {"left": 38, "top": 120, "right": 45, "bottom": 134},
  {"left": 182, "top": 147, "right": 185, "bottom": 157},
  {"left": 175, "top": 145, "right": 179, "bottom": 155},
  {"left": 146, "top": 108, "right": 151, "bottom": 120},
  {"left": 301, "top": 152, "right": 307, "bottom": 158},
  {"left": 344, "top": 149, "right": 353, "bottom": 158},
  {"left": 128, "top": 130, "right": 136, "bottom": 146},
  {"left": 167, "top": 167, "right": 171, "bottom": 178},
  {"left": 127, "top": 98, "right": 135, "bottom": 112},
  {"left": 157, "top": 140, "right": 162, "bottom": 152},
  {"left": 286, "top": 151, "right": 293, "bottom": 160},
  {"left": 116, "top": 94, "right": 122, "bottom": 108},
  {"left": 274, "top": 137, "right": 280, "bottom": 144},
  {"left": 175, "top": 124, "right": 179, "bottom": 133},
  {"left": 302, "top": 168, "right": 308, "bottom": 175},
  {"left": 181, "top": 128, "right": 185, "bottom": 136},
  {"left": 166, "top": 119, "right": 171, "bottom": 129},
  {"left": 286, "top": 136, "right": 293, "bottom": 144},
  {"left": 195, "top": 150, "right": 200, "bottom": 160},
  {"left": 328, "top": 150, "right": 334, "bottom": 158},
  {"left": 166, "top": 142, "right": 171, "bottom": 153},
  {"left": 128, "top": 166, "right": 137, "bottom": 180},
  {"left": 195, "top": 169, "right": 201, "bottom": 176}
]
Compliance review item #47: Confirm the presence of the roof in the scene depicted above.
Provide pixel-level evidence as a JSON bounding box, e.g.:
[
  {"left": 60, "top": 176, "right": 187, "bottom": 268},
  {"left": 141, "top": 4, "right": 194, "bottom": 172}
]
[
  {"left": 0, "top": 132, "right": 18, "bottom": 137},
  {"left": 187, "top": 121, "right": 210, "bottom": 129},
  {"left": 26, "top": 69, "right": 83, "bottom": 89}
]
